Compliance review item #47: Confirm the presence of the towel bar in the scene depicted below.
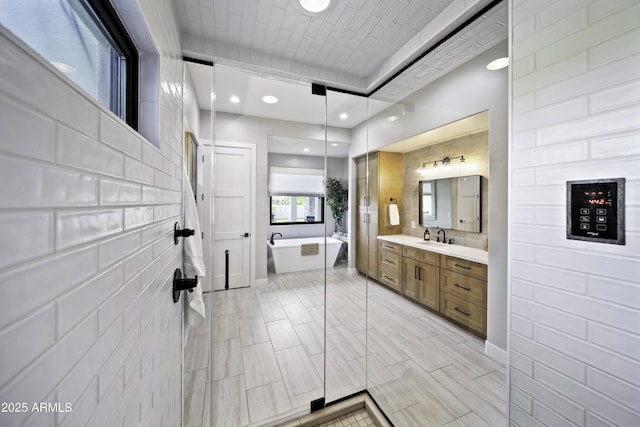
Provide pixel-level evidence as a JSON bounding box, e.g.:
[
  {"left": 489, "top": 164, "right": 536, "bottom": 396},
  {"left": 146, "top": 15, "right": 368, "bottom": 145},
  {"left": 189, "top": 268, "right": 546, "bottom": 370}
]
[
  {"left": 172, "top": 268, "right": 198, "bottom": 303},
  {"left": 173, "top": 222, "right": 195, "bottom": 245}
]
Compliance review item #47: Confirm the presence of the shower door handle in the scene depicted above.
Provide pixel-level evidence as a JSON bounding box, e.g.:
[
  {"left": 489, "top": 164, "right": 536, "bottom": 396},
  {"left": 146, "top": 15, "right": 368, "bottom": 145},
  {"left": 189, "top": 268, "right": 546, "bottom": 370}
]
[{"left": 240, "top": 232, "right": 249, "bottom": 237}]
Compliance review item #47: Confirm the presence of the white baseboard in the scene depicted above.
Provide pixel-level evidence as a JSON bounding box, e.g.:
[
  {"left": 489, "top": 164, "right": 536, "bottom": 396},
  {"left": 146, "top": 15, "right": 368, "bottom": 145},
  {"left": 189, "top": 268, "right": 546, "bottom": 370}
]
[
  {"left": 254, "top": 278, "right": 268, "bottom": 287},
  {"left": 485, "top": 340, "right": 507, "bottom": 366}
]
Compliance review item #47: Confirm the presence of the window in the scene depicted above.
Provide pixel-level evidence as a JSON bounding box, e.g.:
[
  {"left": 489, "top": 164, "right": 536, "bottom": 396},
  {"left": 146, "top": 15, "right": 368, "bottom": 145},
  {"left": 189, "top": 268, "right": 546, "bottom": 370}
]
[
  {"left": 269, "top": 167, "right": 325, "bottom": 225},
  {"left": 271, "top": 195, "right": 324, "bottom": 224},
  {"left": 0, "top": 0, "right": 138, "bottom": 128}
]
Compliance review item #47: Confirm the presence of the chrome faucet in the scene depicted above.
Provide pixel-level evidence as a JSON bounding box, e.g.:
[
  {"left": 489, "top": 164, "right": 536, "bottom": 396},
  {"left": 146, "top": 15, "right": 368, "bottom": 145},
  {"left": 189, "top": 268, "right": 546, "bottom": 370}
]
[
  {"left": 270, "top": 232, "right": 282, "bottom": 245},
  {"left": 437, "top": 229, "right": 446, "bottom": 243}
]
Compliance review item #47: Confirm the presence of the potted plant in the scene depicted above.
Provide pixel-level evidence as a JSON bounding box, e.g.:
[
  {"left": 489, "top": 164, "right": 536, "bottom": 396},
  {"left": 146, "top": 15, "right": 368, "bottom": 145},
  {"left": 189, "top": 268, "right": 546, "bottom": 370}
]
[{"left": 326, "top": 177, "right": 348, "bottom": 232}]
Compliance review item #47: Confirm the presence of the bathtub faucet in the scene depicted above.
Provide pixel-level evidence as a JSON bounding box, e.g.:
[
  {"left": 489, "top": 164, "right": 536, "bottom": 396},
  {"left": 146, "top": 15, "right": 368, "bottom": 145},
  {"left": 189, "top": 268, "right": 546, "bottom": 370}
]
[{"left": 270, "top": 232, "right": 283, "bottom": 245}]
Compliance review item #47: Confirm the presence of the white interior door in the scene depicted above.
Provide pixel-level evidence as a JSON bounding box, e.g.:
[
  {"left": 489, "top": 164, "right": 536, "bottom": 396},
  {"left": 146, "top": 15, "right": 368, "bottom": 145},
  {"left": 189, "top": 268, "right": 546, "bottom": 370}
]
[{"left": 213, "top": 145, "right": 252, "bottom": 290}]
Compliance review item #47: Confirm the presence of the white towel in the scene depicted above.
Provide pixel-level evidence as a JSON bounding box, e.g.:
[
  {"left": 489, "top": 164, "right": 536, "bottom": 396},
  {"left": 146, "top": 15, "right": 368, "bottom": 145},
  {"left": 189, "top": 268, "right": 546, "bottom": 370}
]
[
  {"left": 389, "top": 203, "right": 400, "bottom": 226},
  {"left": 183, "top": 169, "right": 206, "bottom": 330}
]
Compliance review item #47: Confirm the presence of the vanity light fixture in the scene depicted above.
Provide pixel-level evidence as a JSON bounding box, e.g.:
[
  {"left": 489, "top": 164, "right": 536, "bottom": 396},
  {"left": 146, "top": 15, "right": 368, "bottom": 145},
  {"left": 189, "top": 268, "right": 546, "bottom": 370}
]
[
  {"left": 339, "top": 112, "right": 348, "bottom": 120},
  {"left": 262, "top": 95, "right": 279, "bottom": 104},
  {"left": 299, "top": 0, "right": 331, "bottom": 13},
  {"left": 229, "top": 95, "right": 240, "bottom": 103},
  {"left": 422, "top": 155, "right": 465, "bottom": 170},
  {"left": 486, "top": 57, "right": 509, "bottom": 70}
]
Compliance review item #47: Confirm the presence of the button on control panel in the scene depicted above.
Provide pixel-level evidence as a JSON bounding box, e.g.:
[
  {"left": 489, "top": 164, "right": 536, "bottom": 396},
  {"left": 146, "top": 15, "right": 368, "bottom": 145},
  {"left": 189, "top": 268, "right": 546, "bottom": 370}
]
[{"left": 567, "top": 178, "right": 625, "bottom": 245}]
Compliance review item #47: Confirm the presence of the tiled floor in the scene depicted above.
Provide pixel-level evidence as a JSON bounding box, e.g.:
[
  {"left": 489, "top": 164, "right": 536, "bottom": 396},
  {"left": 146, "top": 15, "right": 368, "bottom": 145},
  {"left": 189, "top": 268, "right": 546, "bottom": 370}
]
[
  {"left": 187, "top": 265, "right": 506, "bottom": 426},
  {"left": 317, "top": 408, "right": 376, "bottom": 427},
  {"left": 183, "top": 292, "right": 212, "bottom": 427}
]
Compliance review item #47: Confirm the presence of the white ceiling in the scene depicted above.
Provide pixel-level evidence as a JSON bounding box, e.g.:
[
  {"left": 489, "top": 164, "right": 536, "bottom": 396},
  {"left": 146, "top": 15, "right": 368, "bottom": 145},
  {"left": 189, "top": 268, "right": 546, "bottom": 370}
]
[
  {"left": 186, "top": 63, "right": 393, "bottom": 128},
  {"left": 179, "top": 0, "right": 507, "bottom": 156},
  {"left": 174, "top": 0, "right": 507, "bottom": 93}
]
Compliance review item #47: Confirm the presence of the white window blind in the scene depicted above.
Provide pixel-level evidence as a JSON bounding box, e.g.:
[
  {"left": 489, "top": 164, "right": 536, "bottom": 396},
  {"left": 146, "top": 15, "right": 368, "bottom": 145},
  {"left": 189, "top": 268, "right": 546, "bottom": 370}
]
[{"left": 269, "top": 167, "right": 324, "bottom": 195}]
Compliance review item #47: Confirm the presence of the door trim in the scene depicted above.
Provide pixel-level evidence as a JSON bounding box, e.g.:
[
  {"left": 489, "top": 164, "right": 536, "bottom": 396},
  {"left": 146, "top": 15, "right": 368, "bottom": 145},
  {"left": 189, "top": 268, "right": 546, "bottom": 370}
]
[{"left": 212, "top": 140, "right": 256, "bottom": 287}]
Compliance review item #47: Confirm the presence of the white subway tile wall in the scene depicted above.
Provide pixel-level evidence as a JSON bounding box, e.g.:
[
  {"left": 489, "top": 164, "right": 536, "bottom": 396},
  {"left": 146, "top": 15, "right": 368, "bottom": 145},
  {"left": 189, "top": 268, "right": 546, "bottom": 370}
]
[
  {"left": 0, "top": 1, "right": 184, "bottom": 426},
  {"left": 511, "top": 0, "right": 640, "bottom": 426}
]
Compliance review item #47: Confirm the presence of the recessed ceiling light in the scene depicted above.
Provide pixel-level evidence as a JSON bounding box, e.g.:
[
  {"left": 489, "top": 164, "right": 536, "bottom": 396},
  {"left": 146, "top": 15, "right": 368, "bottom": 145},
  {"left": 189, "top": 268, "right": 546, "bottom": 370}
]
[
  {"left": 339, "top": 113, "right": 348, "bottom": 120},
  {"left": 229, "top": 95, "right": 240, "bottom": 103},
  {"left": 299, "top": 0, "right": 331, "bottom": 13},
  {"left": 262, "top": 95, "right": 279, "bottom": 104},
  {"left": 304, "top": 148, "right": 310, "bottom": 152},
  {"left": 386, "top": 115, "right": 399, "bottom": 122},
  {"left": 486, "top": 57, "right": 509, "bottom": 70},
  {"left": 51, "top": 61, "right": 76, "bottom": 74},
  {"left": 331, "top": 143, "right": 339, "bottom": 147}
]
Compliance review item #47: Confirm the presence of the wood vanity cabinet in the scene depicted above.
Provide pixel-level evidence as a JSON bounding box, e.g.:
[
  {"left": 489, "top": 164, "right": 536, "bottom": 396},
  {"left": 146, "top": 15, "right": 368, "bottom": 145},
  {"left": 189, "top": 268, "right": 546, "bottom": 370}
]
[
  {"left": 402, "top": 246, "right": 440, "bottom": 310},
  {"left": 378, "top": 240, "right": 402, "bottom": 291},
  {"left": 355, "top": 151, "right": 403, "bottom": 279},
  {"left": 439, "top": 255, "right": 487, "bottom": 337}
]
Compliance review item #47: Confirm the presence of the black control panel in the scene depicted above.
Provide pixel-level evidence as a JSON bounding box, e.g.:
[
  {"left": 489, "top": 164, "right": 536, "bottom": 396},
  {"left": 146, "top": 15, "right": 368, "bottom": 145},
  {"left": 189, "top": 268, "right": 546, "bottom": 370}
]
[{"left": 567, "top": 178, "right": 624, "bottom": 245}]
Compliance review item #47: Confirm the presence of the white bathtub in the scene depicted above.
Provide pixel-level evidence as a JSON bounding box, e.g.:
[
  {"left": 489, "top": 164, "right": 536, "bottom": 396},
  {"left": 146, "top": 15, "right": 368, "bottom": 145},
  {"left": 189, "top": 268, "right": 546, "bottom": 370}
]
[{"left": 267, "top": 236, "right": 343, "bottom": 274}]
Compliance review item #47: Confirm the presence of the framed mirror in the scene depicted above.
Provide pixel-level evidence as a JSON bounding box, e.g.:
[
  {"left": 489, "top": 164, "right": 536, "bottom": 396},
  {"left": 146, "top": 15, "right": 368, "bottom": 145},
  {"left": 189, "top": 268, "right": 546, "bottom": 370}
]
[{"left": 419, "top": 175, "right": 481, "bottom": 232}]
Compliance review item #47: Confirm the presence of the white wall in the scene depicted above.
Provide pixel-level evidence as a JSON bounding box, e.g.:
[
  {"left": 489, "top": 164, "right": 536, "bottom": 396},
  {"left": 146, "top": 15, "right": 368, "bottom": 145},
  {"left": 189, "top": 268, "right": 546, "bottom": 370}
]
[
  {"left": 510, "top": 0, "right": 640, "bottom": 425},
  {"left": 0, "top": 0, "right": 184, "bottom": 425},
  {"left": 215, "top": 112, "right": 351, "bottom": 282},
  {"left": 349, "top": 41, "right": 509, "bottom": 354}
]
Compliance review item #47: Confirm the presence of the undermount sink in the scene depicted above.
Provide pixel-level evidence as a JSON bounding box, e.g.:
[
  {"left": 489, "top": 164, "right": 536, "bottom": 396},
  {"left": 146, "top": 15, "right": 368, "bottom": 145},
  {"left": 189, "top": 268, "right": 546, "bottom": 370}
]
[{"left": 418, "top": 240, "right": 449, "bottom": 246}]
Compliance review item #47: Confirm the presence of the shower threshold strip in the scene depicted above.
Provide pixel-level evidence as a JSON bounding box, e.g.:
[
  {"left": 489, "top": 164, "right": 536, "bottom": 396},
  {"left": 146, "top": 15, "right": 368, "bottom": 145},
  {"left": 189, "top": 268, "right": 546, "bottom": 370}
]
[{"left": 262, "top": 391, "right": 392, "bottom": 427}]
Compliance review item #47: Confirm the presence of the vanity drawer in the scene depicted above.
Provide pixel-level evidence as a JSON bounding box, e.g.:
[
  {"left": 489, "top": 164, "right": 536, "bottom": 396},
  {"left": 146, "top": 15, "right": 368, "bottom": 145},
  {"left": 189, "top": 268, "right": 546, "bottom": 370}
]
[
  {"left": 402, "top": 246, "right": 440, "bottom": 266},
  {"left": 441, "top": 255, "right": 487, "bottom": 280},
  {"left": 378, "top": 240, "right": 402, "bottom": 255},
  {"left": 379, "top": 250, "right": 401, "bottom": 269},
  {"left": 440, "top": 292, "right": 486, "bottom": 336},
  {"left": 440, "top": 270, "right": 487, "bottom": 307},
  {"left": 379, "top": 264, "right": 401, "bottom": 291}
]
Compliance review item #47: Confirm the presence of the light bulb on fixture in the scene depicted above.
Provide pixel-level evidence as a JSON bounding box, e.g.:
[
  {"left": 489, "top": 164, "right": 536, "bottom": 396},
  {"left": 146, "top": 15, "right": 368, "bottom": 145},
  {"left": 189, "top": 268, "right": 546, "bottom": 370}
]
[
  {"left": 486, "top": 57, "right": 509, "bottom": 70},
  {"left": 262, "top": 95, "right": 279, "bottom": 104},
  {"left": 422, "top": 155, "right": 466, "bottom": 170},
  {"left": 299, "top": 0, "right": 331, "bottom": 13}
]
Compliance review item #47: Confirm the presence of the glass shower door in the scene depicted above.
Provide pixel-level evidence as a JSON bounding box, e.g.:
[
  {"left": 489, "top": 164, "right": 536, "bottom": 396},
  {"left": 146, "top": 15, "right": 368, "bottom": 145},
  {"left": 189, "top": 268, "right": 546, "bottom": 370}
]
[{"left": 210, "top": 65, "right": 328, "bottom": 426}]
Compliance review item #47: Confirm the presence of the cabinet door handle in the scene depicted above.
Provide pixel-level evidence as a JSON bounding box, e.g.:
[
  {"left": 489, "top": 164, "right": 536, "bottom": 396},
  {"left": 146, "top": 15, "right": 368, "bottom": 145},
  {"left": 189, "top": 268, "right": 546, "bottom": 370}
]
[
  {"left": 384, "top": 275, "right": 394, "bottom": 282},
  {"left": 454, "top": 263, "right": 471, "bottom": 270},
  {"left": 414, "top": 265, "right": 418, "bottom": 279},
  {"left": 418, "top": 267, "right": 423, "bottom": 281},
  {"left": 454, "top": 307, "right": 471, "bottom": 316},
  {"left": 454, "top": 283, "right": 471, "bottom": 291},
  {"left": 384, "top": 258, "right": 395, "bottom": 265},
  {"left": 383, "top": 244, "right": 394, "bottom": 249}
]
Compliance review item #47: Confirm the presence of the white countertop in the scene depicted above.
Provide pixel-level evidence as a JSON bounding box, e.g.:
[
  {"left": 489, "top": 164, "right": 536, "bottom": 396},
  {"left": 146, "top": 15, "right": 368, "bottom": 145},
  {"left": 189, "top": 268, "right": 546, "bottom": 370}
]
[{"left": 377, "top": 234, "right": 488, "bottom": 265}]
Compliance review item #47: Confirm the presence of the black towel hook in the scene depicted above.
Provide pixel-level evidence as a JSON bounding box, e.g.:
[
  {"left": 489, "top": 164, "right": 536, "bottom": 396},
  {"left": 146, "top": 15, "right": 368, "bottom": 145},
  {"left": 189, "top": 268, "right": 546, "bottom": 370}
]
[{"left": 174, "top": 222, "right": 195, "bottom": 245}]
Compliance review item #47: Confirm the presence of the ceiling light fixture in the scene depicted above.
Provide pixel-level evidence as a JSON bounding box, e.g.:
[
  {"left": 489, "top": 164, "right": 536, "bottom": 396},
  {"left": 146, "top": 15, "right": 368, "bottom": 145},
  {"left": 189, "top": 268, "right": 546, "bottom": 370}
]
[
  {"left": 386, "top": 115, "right": 399, "bottom": 122},
  {"left": 421, "top": 155, "right": 465, "bottom": 170},
  {"left": 304, "top": 148, "right": 310, "bottom": 152},
  {"left": 299, "top": 0, "right": 331, "bottom": 13},
  {"left": 51, "top": 61, "right": 76, "bottom": 74},
  {"left": 262, "top": 95, "right": 279, "bottom": 104},
  {"left": 331, "top": 143, "right": 339, "bottom": 147},
  {"left": 486, "top": 57, "right": 509, "bottom": 70},
  {"left": 339, "top": 113, "right": 348, "bottom": 120},
  {"left": 229, "top": 95, "right": 240, "bottom": 103}
]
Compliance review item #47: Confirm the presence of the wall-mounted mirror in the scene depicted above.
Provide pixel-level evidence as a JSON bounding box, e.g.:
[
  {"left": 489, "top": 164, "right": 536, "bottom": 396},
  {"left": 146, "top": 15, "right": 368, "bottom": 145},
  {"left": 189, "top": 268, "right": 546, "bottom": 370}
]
[{"left": 419, "top": 175, "right": 481, "bottom": 232}]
